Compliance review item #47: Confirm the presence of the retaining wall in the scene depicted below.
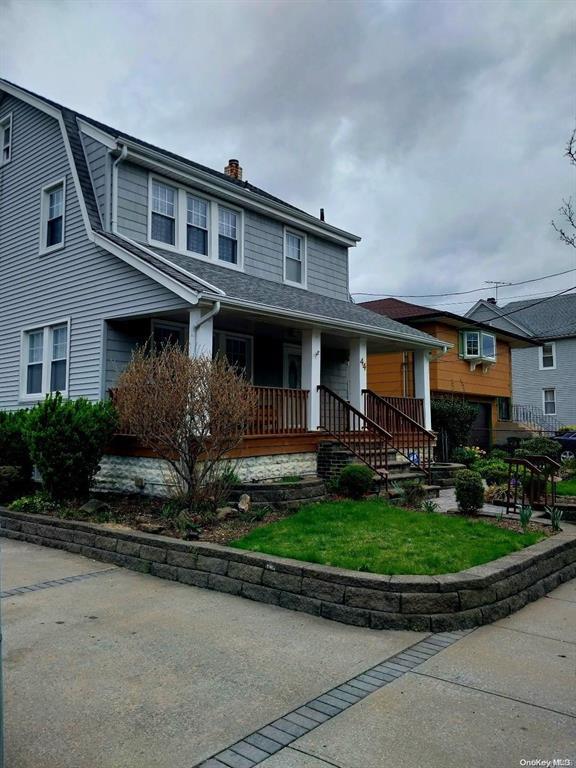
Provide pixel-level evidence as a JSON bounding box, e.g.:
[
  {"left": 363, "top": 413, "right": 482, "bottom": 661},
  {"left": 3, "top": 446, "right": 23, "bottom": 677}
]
[{"left": 1, "top": 508, "right": 575, "bottom": 631}]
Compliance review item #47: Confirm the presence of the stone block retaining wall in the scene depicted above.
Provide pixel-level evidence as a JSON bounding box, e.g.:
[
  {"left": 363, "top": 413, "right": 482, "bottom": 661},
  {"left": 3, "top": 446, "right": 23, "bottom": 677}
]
[{"left": 1, "top": 508, "right": 575, "bottom": 631}]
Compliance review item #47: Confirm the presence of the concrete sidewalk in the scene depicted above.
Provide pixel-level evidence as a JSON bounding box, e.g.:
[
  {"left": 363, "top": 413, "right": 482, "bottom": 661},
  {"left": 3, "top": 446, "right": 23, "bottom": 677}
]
[{"left": 2, "top": 538, "right": 575, "bottom": 768}]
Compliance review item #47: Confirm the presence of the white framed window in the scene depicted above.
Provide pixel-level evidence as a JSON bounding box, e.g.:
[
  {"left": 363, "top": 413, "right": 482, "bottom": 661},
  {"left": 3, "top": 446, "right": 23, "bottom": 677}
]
[
  {"left": 284, "top": 229, "right": 307, "bottom": 287},
  {"left": 539, "top": 342, "right": 556, "bottom": 370},
  {"left": 186, "top": 194, "right": 209, "bottom": 256},
  {"left": 461, "top": 330, "right": 496, "bottom": 362},
  {"left": 218, "top": 207, "right": 239, "bottom": 264},
  {"left": 214, "top": 331, "right": 253, "bottom": 380},
  {"left": 40, "top": 179, "right": 66, "bottom": 254},
  {"left": 0, "top": 113, "right": 12, "bottom": 165},
  {"left": 150, "top": 179, "right": 177, "bottom": 246},
  {"left": 20, "top": 320, "right": 70, "bottom": 400},
  {"left": 543, "top": 388, "right": 556, "bottom": 416},
  {"left": 147, "top": 173, "right": 243, "bottom": 270}
]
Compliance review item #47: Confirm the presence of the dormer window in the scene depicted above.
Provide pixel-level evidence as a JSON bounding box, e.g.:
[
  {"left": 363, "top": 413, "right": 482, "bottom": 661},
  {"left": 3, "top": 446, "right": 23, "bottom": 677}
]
[
  {"left": 284, "top": 230, "right": 306, "bottom": 286},
  {"left": 186, "top": 194, "right": 208, "bottom": 255},
  {"left": 218, "top": 207, "right": 238, "bottom": 264},
  {"left": 0, "top": 113, "right": 12, "bottom": 165},
  {"left": 151, "top": 180, "right": 176, "bottom": 246},
  {"left": 147, "top": 173, "right": 243, "bottom": 269}
]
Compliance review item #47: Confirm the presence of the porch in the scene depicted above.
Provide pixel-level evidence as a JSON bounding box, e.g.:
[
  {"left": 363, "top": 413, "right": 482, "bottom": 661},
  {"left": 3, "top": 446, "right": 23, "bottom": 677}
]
[
  {"left": 103, "top": 304, "right": 436, "bottom": 481},
  {"left": 104, "top": 304, "right": 433, "bottom": 434}
]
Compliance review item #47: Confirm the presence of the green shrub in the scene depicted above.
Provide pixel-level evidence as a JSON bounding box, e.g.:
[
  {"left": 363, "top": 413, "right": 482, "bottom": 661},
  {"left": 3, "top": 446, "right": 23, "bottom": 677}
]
[
  {"left": 0, "top": 466, "right": 26, "bottom": 501},
  {"left": 489, "top": 448, "right": 508, "bottom": 460},
  {"left": 25, "top": 394, "right": 117, "bottom": 501},
  {"left": 515, "top": 437, "right": 561, "bottom": 460},
  {"left": 420, "top": 499, "right": 440, "bottom": 514},
  {"left": 338, "top": 464, "right": 374, "bottom": 500},
  {"left": 455, "top": 469, "right": 484, "bottom": 514},
  {"left": 9, "top": 492, "right": 60, "bottom": 516},
  {"left": 431, "top": 397, "right": 479, "bottom": 457},
  {"left": 0, "top": 410, "right": 32, "bottom": 479},
  {"left": 557, "top": 425, "right": 576, "bottom": 435},
  {"left": 402, "top": 481, "right": 428, "bottom": 508},
  {"left": 451, "top": 446, "right": 477, "bottom": 467},
  {"left": 471, "top": 458, "right": 509, "bottom": 486},
  {"left": 519, "top": 505, "right": 533, "bottom": 533}
]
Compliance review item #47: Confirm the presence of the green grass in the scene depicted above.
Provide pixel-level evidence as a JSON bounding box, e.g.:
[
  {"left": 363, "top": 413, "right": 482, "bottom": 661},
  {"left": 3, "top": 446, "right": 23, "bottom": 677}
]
[
  {"left": 231, "top": 500, "right": 543, "bottom": 575},
  {"left": 557, "top": 477, "right": 576, "bottom": 496}
]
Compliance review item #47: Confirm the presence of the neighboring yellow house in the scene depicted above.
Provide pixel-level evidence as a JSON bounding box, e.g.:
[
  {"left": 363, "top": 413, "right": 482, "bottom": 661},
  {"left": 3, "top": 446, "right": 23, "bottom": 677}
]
[{"left": 360, "top": 298, "right": 534, "bottom": 449}]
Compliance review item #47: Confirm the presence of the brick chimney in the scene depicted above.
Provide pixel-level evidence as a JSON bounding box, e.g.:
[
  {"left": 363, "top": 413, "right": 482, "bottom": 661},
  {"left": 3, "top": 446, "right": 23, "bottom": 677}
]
[{"left": 224, "top": 159, "right": 242, "bottom": 180}]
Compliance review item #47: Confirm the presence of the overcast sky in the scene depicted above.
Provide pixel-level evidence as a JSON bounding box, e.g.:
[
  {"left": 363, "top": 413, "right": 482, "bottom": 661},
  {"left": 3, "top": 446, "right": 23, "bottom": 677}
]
[{"left": 2, "top": 0, "right": 575, "bottom": 310}]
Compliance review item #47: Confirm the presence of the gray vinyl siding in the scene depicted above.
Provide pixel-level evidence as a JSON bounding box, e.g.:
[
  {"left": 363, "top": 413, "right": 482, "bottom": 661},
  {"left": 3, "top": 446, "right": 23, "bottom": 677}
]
[
  {"left": 0, "top": 94, "right": 190, "bottom": 410},
  {"left": 115, "top": 161, "right": 350, "bottom": 301},
  {"left": 466, "top": 305, "right": 529, "bottom": 336},
  {"left": 104, "top": 319, "right": 150, "bottom": 391},
  {"left": 321, "top": 349, "right": 349, "bottom": 400},
  {"left": 511, "top": 340, "right": 576, "bottom": 426},
  {"left": 81, "top": 133, "right": 107, "bottom": 226}
]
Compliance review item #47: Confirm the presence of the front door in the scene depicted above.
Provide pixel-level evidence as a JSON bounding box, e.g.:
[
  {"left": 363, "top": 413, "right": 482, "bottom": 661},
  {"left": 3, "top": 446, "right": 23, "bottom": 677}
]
[
  {"left": 283, "top": 344, "right": 302, "bottom": 389},
  {"left": 469, "top": 402, "right": 492, "bottom": 450}
]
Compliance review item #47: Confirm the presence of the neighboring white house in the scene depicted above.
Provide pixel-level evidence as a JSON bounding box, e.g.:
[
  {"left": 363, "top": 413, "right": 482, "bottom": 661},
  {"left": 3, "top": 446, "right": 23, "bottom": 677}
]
[{"left": 466, "top": 295, "right": 576, "bottom": 429}]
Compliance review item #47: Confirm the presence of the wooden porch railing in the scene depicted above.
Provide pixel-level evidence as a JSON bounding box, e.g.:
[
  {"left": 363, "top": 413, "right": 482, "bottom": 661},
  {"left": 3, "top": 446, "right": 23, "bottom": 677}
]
[
  {"left": 246, "top": 386, "right": 309, "bottom": 435},
  {"left": 376, "top": 396, "right": 425, "bottom": 426},
  {"left": 318, "top": 385, "right": 392, "bottom": 482},
  {"left": 363, "top": 389, "right": 435, "bottom": 480}
]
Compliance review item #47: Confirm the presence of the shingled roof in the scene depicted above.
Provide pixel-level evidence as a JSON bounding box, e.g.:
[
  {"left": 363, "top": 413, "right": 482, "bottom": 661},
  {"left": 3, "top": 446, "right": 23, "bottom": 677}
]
[
  {"left": 1, "top": 78, "right": 446, "bottom": 348},
  {"left": 496, "top": 294, "right": 576, "bottom": 339}
]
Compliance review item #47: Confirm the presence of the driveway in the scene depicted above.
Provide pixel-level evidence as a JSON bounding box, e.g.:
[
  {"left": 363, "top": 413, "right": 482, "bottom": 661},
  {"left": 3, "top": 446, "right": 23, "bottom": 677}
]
[{"left": 2, "top": 538, "right": 575, "bottom": 768}]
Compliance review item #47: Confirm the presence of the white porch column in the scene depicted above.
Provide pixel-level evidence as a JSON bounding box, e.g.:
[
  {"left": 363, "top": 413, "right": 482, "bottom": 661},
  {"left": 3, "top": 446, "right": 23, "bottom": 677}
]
[
  {"left": 188, "top": 307, "right": 214, "bottom": 358},
  {"left": 301, "top": 328, "right": 322, "bottom": 431},
  {"left": 348, "top": 337, "right": 367, "bottom": 412},
  {"left": 414, "top": 349, "right": 432, "bottom": 430}
]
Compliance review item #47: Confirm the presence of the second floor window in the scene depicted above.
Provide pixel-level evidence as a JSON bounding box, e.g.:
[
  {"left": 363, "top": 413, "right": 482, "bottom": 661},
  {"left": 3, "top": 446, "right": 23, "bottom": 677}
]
[
  {"left": 285, "top": 231, "right": 305, "bottom": 285},
  {"left": 151, "top": 181, "right": 176, "bottom": 245},
  {"left": 187, "top": 194, "right": 208, "bottom": 255},
  {"left": 0, "top": 113, "right": 12, "bottom": 165},
  {"left": 218, "top": 207, "right": 238, "bottom": 264},
  {"left": 540, "top": 342, "right": 556, "bottom": 369},
  {"left": 461, "top": 330, "right": 496, "bottom": 362},
  {"left": 40, "top": 180, "right": 65, "bottom": 254}
]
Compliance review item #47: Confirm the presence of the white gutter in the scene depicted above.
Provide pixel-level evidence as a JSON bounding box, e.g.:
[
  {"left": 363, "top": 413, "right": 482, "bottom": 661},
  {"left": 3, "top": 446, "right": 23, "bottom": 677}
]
[{"left": 110, "top": 143, "right": 128, "bottom": 234}]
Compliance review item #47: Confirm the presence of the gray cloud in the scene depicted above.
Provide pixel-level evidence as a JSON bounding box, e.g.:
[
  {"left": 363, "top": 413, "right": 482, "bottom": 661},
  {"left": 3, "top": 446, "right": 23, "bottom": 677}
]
[{"left": 1, "top": 0, "right": 574, "bottom": 309}]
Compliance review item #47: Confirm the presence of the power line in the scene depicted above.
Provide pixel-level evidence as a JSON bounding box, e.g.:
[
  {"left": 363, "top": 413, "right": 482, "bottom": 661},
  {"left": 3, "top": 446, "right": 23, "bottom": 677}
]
[
  {"left": 433, "top": 287, "right": 568, "bottom": 308},
  {"left": 485, "top": 284, "right": 576, "bottom": 321},
  {"left": 351, "top": 265, "right": 576, "bottom": 299}
]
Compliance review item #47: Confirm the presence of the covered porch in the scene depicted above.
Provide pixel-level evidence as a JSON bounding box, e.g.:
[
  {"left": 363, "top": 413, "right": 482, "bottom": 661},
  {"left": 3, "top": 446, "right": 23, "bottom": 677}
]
[{"left": 103, "top": 303, "right": 434, "bottom": 438}]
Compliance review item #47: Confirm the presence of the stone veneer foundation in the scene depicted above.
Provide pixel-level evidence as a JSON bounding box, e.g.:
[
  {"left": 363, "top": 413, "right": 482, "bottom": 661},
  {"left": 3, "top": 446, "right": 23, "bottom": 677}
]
[
  {"left": 94, "top": 453, "right": 318, "bottom": 497},
  {"left": 1, "top": 508, "right": 575, "bottom": 631}
]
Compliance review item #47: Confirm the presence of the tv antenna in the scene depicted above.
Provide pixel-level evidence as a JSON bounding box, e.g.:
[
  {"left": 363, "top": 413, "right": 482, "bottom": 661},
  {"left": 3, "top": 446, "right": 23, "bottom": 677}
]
[{"left": 484, "top": 280, "right": 512, "bottom": 302}]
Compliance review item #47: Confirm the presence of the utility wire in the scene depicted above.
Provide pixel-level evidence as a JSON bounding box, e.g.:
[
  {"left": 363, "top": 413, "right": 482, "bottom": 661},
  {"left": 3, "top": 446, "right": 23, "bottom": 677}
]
[{"left": 351, "top": 265, "right": 576, "bottom": 299}]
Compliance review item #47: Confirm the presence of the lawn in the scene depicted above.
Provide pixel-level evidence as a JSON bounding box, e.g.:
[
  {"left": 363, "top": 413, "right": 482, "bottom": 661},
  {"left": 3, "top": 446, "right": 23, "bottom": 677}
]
[
  {"left": 231, "top": 500, "right": 544, "bottom": 575},
  {"left": 557, "top": 477, "right": 576, "bottom": 497}
]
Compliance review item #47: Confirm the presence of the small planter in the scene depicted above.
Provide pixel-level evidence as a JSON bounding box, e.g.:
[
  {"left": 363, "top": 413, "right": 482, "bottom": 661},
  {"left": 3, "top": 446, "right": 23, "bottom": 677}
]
[{"left": 228, "top": 477, "right": 326, "bottom": 510}]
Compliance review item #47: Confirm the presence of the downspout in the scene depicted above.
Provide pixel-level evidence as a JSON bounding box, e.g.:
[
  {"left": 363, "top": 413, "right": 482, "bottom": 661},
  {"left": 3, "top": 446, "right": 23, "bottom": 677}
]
[
  {"left": 110, "top": 143, "right": 128, "bottom": 234},
  {"left": 189, "top": 301, "right": 221, "bottom": 356}
]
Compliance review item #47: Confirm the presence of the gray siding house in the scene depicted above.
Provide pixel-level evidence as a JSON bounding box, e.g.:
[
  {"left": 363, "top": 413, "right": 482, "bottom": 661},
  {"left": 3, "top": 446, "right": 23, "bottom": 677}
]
[
  {"left": 0, "top": 80, "right": 444, "bottom": 486},
  {"left": 466, "top": 296, "right": 576, "bottom": 428}
]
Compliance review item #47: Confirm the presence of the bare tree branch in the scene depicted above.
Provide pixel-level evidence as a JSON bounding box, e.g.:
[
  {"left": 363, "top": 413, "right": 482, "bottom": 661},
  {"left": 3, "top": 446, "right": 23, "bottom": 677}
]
[
  {"left": 113, "top": 342, "right": 256, "bottom": 517},
  {"left": 551, "top": 127, "right": 576, "bottom": 249}
]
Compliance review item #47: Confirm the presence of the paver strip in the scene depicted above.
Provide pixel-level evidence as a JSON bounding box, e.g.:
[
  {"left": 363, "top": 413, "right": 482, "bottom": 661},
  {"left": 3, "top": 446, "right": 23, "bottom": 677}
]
[
  {"left": 194, "top": 629, "right": 474, "bottom": 768},
  {"left": 0, "top": 568, "right": 116, "bottom": 598}
]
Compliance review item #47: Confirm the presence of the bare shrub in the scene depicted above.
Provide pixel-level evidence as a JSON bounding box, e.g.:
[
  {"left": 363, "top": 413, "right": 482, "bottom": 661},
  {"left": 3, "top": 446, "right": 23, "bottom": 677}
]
[{"left": 113, "top": 342, "right": 256, "bottom": 517}]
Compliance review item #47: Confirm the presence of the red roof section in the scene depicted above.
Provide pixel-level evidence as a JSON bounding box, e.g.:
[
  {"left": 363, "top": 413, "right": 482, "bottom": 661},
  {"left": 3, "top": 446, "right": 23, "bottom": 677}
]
[{"left": 359, "top": 298, "right": 438, "bottom": 319}]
